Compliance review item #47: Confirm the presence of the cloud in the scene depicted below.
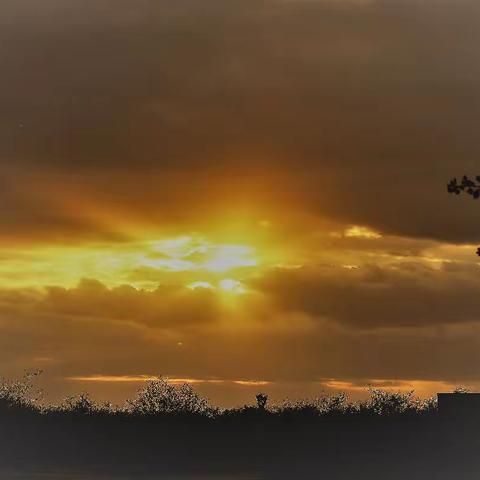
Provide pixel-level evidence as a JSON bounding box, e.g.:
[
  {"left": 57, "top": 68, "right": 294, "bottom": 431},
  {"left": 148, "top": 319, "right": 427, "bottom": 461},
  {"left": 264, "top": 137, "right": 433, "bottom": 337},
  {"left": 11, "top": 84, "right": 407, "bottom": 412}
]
[
  {"left": 0, "top": 229, "right": 479, "bottom": 399},
  {"left": 0, "top": 274, "right": 480, "bottom": 404},
  {"left": 254, "top": 261, "right": 480, "bottom": 328},
  {"left": 0, "top": 0, "right": 479, "bottom": 242},
  {"left": 7, "top": 278, "right": 221, "bottom": 328}
]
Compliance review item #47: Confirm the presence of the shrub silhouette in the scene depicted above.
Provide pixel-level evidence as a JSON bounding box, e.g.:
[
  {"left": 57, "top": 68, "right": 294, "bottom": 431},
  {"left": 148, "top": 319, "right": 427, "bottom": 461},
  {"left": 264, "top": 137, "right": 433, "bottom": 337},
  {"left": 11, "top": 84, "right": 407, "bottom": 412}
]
[
  {"left": 316, "top": 392, "right": 349, "bottom": 415},
  {"left": 0, "top": 370, "right": 43, "bottom": 413},
  {"left": 125, "top": 377, "right": 215, "bottom": 416},
  {"left": 276, "top": 393, "right": 349, "bottom": 418},
  {"left": 358, "top": 388, "right": 425, "bottom": 416},
  {"left": 0, "top": 373, "right": 442, "bottom": 419},
  {"left": 256, "top": 393, "right": 268, "bottom": 410},
  {"left": 453, "top": 386, "right": 470, "bottom": 394},
  {"left": 276, "top": 398, "right": 319, "bottom": 418},
  {"left": 60, "top": 393, "right": 101, "bottom": 415}
]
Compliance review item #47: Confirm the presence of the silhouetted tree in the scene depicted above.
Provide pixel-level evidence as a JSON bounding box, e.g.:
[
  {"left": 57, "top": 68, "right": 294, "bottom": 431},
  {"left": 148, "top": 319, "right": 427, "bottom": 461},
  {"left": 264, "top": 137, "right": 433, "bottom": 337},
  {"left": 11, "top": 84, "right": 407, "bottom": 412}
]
[
  {"left": 0, "top": 370, "right": 43, "bottom": 412},
  {"left": 453, "top": 386, "right": 471, "bottom": 394},
  {"left": 0, "top": 372, "right": 445, "bottom": 418},
  {"left": 447, "top": 176, "right": 480, "bottom": 199},
  {"left": 447, "top": 176, "right": 480, "bottom": 255},
  {"left": 61, "top": 393, "right": 99, "bottom": 415},
  {"left": 126, "top": 377, "right": 215, "bottom": 416},
  {"left": 360, "top": 389, "right": 421, "bottom": 416},
  {"left": 256, "top": 392, "right": 268, "bottom": 410}
]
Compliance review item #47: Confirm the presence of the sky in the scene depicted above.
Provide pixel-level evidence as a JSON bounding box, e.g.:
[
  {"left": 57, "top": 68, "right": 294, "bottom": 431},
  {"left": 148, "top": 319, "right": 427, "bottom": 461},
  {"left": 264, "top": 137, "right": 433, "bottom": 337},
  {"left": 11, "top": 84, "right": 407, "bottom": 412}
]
[{"left": 2, "top": 0, "right": 480, "bottom": 406}]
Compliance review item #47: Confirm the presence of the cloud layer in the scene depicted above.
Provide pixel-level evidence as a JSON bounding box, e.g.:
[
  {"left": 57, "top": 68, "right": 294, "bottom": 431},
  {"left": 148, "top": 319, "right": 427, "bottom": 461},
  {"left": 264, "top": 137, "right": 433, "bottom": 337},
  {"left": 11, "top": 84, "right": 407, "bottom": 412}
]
[{"left": 1, "top": 0, "right": 480, "bottom": 241}]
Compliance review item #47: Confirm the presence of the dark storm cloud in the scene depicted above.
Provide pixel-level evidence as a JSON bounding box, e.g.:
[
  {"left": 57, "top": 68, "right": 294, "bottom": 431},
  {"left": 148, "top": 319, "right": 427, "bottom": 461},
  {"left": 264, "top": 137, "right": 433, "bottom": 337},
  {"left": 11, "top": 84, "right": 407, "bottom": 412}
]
[
  {"left": 0, "top": 279, "right": 220, "bottom": 328},
  {"left": 1, "top": 0, "right": 480, "bottom": 241},
  {"left": 254, "top": 261, "right": 480, "bottom": 328}
]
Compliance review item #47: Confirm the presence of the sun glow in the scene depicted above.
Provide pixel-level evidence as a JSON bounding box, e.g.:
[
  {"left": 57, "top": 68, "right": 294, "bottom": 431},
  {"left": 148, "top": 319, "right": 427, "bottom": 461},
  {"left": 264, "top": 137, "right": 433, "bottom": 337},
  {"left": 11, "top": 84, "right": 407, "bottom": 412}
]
[
  {"left": 0, "top": 234, "right": 264, "bottom": 293},
  {"left": 187, "top": 278, "right": 247, "bottom": 295},
  {"left": 140, "top": 237, "right": 258, "bottom": 273},
  {"left": 218, "top": 278, "right": 247, "bottom": 294},
  {"left": 188, "top": 281, "right": 215, "bottom": 290},
  {"left": 344, "top": 225, "right": 382, "bottom": 239}
]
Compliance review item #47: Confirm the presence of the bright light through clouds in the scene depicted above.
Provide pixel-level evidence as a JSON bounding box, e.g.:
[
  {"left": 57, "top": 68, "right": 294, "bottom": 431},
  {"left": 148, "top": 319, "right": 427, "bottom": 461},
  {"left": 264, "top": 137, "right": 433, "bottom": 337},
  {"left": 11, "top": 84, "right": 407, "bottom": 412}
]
[
  {"left": 142, "top": 237, "right": 258, "bottom": 273},
  {"left": 188, "top": 279, "right": 247, "bottom": 295},
  {"left": 0, "top": 234, "right": 262, "bottom": 292},
  {"left": 344, "top": 226, "right": 382, "bottom": 239},
  {"left": 188, "top": 281, "right": 215, "bottom": 290},
  {"left": 218, "top": 278, "right": 247, "bottom": 294}
]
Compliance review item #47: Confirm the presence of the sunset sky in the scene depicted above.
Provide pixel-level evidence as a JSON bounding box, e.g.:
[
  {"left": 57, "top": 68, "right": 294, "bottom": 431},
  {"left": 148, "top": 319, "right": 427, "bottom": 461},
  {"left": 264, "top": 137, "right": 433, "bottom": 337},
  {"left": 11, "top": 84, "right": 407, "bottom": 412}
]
[{"left": 2, "top": 0, "right": 480, "bottom": 406}]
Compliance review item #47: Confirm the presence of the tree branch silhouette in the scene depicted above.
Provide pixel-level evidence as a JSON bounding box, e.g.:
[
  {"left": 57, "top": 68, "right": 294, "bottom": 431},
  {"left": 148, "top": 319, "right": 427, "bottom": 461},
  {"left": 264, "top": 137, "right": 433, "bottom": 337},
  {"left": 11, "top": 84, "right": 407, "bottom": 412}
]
[
  {"left": 447, "top": 176, "right": 480, "bottom": 256},
  {"left": 447, "top": 176, "right": 480, "bottom": 198}
]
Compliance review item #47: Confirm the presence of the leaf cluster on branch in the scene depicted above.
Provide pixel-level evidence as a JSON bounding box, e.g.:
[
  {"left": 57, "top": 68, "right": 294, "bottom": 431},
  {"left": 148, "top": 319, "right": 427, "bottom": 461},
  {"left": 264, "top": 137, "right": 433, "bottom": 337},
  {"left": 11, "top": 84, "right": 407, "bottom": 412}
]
[
  {"left": 447, "top": 176, "right": 480, "bottom": 199},
  {"left": 447, "top": 176, "right": 480, "bottom": 256}
]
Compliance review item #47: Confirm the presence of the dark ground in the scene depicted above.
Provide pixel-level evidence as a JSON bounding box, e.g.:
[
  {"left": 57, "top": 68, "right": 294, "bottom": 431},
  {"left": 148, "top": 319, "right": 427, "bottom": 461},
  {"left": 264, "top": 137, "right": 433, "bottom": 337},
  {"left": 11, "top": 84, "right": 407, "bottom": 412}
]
[{"left": 1, "top": 411, "right": 480, "bottom": 479}]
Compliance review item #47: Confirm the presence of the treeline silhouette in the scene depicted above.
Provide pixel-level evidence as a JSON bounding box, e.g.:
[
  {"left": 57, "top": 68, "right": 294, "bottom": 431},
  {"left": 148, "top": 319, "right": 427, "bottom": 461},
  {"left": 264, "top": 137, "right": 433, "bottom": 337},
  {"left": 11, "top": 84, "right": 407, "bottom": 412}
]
[
  {"left": 0, "top": 371, "right": 440, "bottom": 417},
  {"left": 1, "top": 372, "right": 479, "bottom": 479}
]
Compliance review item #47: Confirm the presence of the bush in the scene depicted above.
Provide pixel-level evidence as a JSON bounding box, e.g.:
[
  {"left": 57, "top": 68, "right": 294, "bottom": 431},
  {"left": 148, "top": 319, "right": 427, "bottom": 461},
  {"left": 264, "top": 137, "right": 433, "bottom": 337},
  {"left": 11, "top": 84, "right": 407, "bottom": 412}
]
[
  {"left": 59, "top": 393, "right": 102, "bottom": 415},
  {"left": 275, "top": 399, "right": 319, "bottom": 418},
  {"left": 125, "top": 377, "right": 216, "bottom": 417},
  {"left": 453, "top": 386, "right": 470, "bottom": 394},
  {"left": 0, "top": 372, "right": 444, "bottom": 419},
  {"left": 316, "top": 393, "right": 349, "bottom": 415},
  {"left": 359, "top": 389, "right": 421, "bottom": 416},
  {"left": 256, "top": 393, "right": 268, "bottom": 410},
  {"left": 275, "top": 393, "right": 349, "bottom": 417},
  {"left": 0, "top": 370, "right": 43, "bottom": 413}
]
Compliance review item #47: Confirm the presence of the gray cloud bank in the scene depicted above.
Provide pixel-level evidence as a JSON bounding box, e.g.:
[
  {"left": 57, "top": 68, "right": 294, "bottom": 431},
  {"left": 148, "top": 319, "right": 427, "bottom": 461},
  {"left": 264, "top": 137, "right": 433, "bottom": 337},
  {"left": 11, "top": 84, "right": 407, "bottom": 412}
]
[{"left": 1, "top": 0, "right": 480, "bottom": 241}]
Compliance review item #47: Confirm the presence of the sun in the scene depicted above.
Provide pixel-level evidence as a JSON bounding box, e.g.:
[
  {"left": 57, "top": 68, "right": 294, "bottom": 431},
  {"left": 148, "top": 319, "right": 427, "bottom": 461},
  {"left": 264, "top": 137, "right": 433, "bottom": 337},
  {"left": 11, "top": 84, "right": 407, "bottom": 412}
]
[
  {"left": 218, "top": 278, "right": 246, "bottom": 294},
  {"left": 141, "top": 236, "right": 258, "bottom": 274}
]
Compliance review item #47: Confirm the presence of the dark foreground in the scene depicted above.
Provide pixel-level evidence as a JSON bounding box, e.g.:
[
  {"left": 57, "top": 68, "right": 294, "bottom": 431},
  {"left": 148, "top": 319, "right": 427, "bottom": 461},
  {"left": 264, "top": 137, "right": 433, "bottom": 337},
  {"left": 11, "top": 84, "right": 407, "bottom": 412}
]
[{"left": 2, "top": 413, "right": 480, "bottom": 479}]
